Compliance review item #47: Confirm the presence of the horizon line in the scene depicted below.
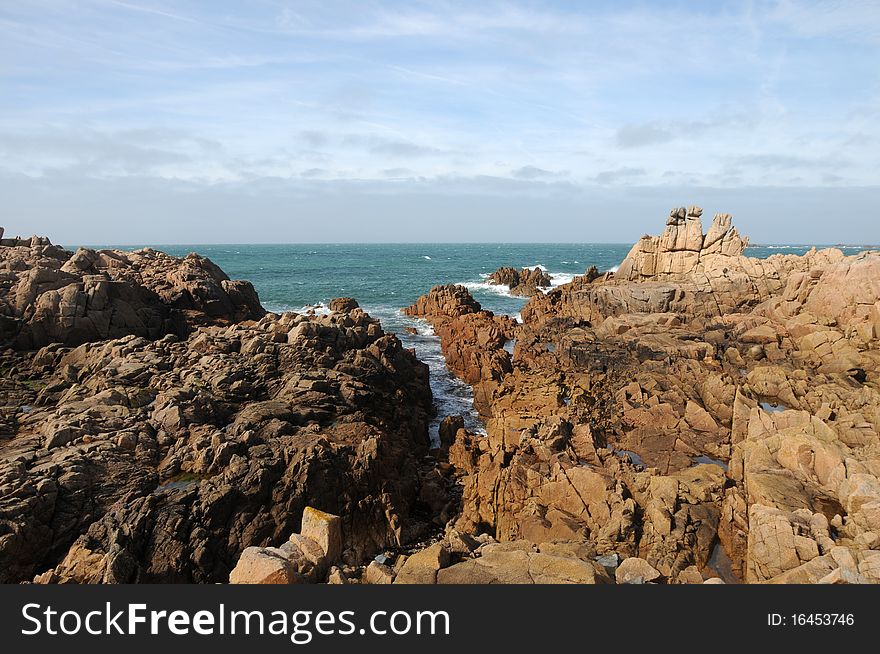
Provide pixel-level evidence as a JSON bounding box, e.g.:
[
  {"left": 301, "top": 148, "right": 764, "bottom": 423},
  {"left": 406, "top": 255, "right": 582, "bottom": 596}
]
[{"left": 63, "top": 241, "right": 880, "bottom": 248}]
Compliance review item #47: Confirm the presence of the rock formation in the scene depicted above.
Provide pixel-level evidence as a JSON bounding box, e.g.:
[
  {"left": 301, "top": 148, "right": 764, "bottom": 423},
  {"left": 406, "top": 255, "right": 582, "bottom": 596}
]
[
  {"left": 616, "top": 206, "right": 748, "bottom": 280},
  {"left": 230, "top": 507, "right": 343, "bottom": 584},
  {"left": 0, "top": 232, "right": 434, "bottom": 584},
  {"left": 404, "top": 285, "right": 517, "bottom": 416},
  {"left": 0, "top": 233, "right": 264, "bottom": 350},
  {"left": 3, "top": 209, "right": 879, "bottom": 586},
  {"left": 402, "top": 206, "right": 880, "bottom": 584},
  {"left": 487, "top": 266, "right": 551, "bottom": 296}
]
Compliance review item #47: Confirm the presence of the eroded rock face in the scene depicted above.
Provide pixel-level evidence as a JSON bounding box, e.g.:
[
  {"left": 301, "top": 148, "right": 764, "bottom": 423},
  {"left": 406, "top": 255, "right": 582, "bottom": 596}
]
[
  {"left": 404, "top": 285, "right": 516, "bottom": 417},
  {"left": 2, "top": 301, "right": 432, "bottom": 583},
  {"left": 0, "top": 235, "right": 264, "bottom": 350},
  {"left": 402, "top": 206, "right": 880, "bottom": 584},
  {"left": 616, "top": 206, "right": 748, "bottom": 280}
]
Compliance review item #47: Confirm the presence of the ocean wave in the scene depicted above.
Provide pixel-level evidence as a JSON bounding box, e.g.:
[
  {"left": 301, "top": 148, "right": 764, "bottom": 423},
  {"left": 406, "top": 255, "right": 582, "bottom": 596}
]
[
  {"left": 423, "top": 255, "right": 432, "bottom": 260},
  {"left": 397, "top": 313, "right": 435, "bottom": 337},
  {"left": 460, "top": 280, "right": 516, "bottom": 298},
  {"left": 607, "top": 264, "right": 620, "bottom": 273},
  {"left": 298, "top": 302, "right": 332, "bottom": 315},
  {"left": 549, "top": 272, "right": 575, "bottom": 287},
  {"left": 262, "top": 301, "right": 332, "bottom": 315},
  {"left": 470, "top": 270, "right": 575, "bottom": 296},
  {"left": 263, "top": 303, "right": 297, "bottom": 314}
]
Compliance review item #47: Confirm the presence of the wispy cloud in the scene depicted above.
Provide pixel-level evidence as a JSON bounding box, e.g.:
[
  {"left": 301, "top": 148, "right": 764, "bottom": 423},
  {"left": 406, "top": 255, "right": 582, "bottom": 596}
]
[
  {"left": 593, "top": 167, "right": 646, "bottom": 184},
  {"left": 0, "top": 0, "right": 878, "bottom": 240}
]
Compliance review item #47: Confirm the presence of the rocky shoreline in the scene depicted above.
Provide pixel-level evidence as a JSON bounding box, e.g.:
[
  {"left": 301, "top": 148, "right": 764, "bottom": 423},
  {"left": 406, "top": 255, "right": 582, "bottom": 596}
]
[
  {"left": 2, "top": 207, "right": 878, "bottom": 585},
  {"left": 386, "top": 207, "right": 879, "bottom": 584},
  {"left": 0, "top": 241, "right": 436, "bottom": 582}
]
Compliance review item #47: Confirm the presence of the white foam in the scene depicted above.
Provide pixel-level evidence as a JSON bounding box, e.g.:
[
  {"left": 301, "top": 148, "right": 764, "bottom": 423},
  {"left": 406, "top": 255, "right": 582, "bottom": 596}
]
[
  {"left": 398, "top": 313, "right": 436, "bottom": 337},
  {"left": 549, "top": 272, "right": 575, "bottom": 287},
  {"left": 534, "top": 271, "right": 576, "bottom": 294},
  {"left": 525, "top": 264, "right": 548, "bottom": 272},
  {"left": 607, "top": 264, "right": 620, "bottom": 273},
  {"left": 263, "top": 303, "right": 294, "bottom": 314},
  {"left": 423, "top": 255, "right": 432, "bottom": 260},
  {"left": 263, "top": 301, "right": 332, "bottom": 316},
  {"left": 299, "top": 302, "right": 331, "bottom": 315},
  {"left": 460, "top": 280, "right": 515, "bottom": 298},
  {"left": 393, "top": 311, "right": 487, "bottom": 446}
]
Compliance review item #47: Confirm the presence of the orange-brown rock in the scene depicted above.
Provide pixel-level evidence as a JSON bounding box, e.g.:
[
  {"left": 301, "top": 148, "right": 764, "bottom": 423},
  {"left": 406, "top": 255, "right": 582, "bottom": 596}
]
[
  {"left": 404, "top": 285, "right": 516, "bottom": 416},
  {"left": 403, "top": 205, "right": 880, "bottom": 585}
]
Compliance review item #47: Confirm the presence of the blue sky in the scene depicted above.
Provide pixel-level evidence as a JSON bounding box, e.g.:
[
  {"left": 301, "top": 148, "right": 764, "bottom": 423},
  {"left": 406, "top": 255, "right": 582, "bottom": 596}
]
[{"left": 1, "top": 0, "right": 878, "bottom": 243}]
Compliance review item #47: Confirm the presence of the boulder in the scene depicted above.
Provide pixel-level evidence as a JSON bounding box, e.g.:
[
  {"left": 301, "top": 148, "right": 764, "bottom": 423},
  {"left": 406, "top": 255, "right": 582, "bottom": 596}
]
[
  {"left": 438, "top": 542, "right": 609, "bottom": 584},
  {"left": 363, "top": 561, "right": 395, "bottom": 584},
  {"left": 300, "top": 507, "right": 343, "bottom": 563},
  {"left": 615, "top": 557, "right": 662, "bottom": 584},
  {"left": 329, "top": 297, "right": 359, "bottom": 313},
  {"left": 393, "top": 543, "right": 450, "bottom": 584},
  {"left": 229, "top": 547, "right": 299, "bottom": 584}
]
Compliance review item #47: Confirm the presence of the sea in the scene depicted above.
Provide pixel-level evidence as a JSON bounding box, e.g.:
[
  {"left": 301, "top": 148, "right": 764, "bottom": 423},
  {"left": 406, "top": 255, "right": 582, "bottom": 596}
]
[{"left": 79, "top": 242, "right": 875, "bottom": 444}]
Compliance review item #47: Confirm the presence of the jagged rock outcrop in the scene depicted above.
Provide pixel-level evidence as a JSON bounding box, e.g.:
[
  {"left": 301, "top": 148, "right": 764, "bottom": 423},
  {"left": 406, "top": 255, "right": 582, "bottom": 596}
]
[
  {"left": 0, "top": 233, "right": 264, "bottom": 350},
  {"left": 403, "top": 284, "right": 481, "bottom": 319},
  {"left": 404, "top": 285, "right": 516, "bottom": 416},
  {"left": 402, "top": 206, "right": 880, "bottom": 584},
  {"left": 616, "top": 206, "right": 748, "bottom": 280},
  {"left": 523, "top": 207, "right": 848, "bottom": 329},
  {"left": 1, "top": 297, "right": 432, "bottom": 583},
  {"left": 487, "top": 266, "right": 551, "bottom": 297}
]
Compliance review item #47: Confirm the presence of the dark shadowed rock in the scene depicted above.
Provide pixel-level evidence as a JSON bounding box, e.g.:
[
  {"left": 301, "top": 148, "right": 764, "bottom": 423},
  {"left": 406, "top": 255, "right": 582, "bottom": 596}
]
[{"left": 487, "top": 266, "right": 552, "bottom": 297}]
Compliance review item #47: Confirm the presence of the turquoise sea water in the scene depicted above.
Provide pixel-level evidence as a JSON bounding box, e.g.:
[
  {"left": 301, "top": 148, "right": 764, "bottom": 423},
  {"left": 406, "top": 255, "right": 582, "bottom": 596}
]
[
  {"left": 149, "top": 243, "right": 631, "bottom": 319},
  {"left": 139, "top": 243, "right": 635, "bottom": 439},
  {"left": 80, "top": 242, "right": 874, "bottom": 442},
  {"left": 82, "top": 242, "right": 873, "bottom": 320}
]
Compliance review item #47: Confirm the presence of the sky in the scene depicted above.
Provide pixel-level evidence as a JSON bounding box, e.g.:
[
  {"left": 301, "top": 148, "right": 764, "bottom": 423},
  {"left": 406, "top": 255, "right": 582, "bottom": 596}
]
[{"left": 1, "top": 0, "right": 878, "bottom": 244}]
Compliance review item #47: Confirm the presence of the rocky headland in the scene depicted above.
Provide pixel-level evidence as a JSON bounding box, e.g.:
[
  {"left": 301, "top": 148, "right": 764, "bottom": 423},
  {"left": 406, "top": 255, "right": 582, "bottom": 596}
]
[
  {"left": 3, "top": 207, "right": 879, "bottom": 586},
  {"left": 385, "top": 206, "right": 880, "bottom": 585},
  {"left": 0, "top": 236, "right": 435, "bottom": 583}
]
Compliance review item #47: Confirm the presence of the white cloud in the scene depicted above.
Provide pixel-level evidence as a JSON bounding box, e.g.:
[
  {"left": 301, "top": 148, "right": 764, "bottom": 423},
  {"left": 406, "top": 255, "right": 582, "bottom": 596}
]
[{"left": 0, "top": 0, "right": 877, "bottom": 239}]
